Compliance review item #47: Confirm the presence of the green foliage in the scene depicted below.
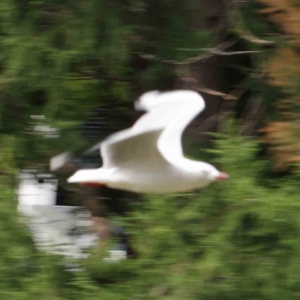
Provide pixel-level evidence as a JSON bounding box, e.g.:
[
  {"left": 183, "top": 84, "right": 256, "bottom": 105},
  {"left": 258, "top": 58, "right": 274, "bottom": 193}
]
[
  {"left": 120, "top": 122, "right": 300, "bottom": 299},
  {"left": 3, "top": 119, "right": 300, "bottom": 299},
  {"left": 0, "top": 0, "right": 214, "bottom": 168},
  {"left": 1, "top": 0, "right": 300, "bottom": 299}
]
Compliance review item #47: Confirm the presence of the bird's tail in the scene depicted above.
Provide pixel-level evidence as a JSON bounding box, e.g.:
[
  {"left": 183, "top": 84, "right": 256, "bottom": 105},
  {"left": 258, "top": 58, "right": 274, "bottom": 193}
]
[{"left": 67, "top": 168, "right": 110, "bottom": 184}]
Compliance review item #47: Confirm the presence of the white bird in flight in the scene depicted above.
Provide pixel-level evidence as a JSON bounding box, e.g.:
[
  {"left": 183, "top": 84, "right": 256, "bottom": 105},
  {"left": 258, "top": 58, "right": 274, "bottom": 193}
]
[{"left": 67, "top": 90, "right": 229, "bottom": 194}]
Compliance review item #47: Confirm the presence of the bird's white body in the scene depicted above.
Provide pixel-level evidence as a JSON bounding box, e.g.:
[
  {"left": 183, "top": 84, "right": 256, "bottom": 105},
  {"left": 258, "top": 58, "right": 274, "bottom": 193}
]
[
  {"left": 85, "top": 160, "right": 214, "bottom": 194},
  {"left": 68, "top": 90, "right": 228, "bottom": 194}
]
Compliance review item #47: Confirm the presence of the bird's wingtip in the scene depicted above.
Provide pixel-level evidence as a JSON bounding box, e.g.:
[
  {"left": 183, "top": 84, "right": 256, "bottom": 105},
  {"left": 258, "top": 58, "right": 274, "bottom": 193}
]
[
  {"left": 135, "top": 90, "right": 160, "bottom": 111},
  {"left": 50, "top": 152, "right": 71, "bottom": 171},
  {"left": 84, "top": 142, "right": 102, "bottom": 155}
]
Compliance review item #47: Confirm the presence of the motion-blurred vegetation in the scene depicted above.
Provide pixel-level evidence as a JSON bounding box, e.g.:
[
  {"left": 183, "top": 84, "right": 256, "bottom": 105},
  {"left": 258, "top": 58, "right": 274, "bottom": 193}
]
[{"left": 1, "top": 0, "right": 300, "bottom": 299}]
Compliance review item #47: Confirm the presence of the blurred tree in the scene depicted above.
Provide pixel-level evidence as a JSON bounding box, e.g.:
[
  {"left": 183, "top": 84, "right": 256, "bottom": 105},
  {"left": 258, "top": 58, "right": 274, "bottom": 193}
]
[
  {"left": 2, "top": 1, "right": 300, "bottom": 300},
  {"left": 251, "top": 0, "right": 300, "bottom": 171}
]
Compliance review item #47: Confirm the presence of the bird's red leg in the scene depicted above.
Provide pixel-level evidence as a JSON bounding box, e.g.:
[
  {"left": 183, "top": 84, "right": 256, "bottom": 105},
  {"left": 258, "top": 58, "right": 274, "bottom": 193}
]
[{"left": 79, "top": 182, "right": 105, "bottom": 188}]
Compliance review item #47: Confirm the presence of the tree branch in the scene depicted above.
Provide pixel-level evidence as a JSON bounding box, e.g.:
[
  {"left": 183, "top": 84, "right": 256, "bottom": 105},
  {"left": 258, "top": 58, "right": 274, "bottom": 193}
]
[
  {"left": 226, "top": 0, "right": 276, "bottom": 46},
  {"left": 201, "top": 48, "right": 263, "bottom": 56},
  {"left": 197, "top": 87, "right": 237, "bottom": 100},
  {"left": 138, "top": 39, "right": 239, "bottom": 65}
]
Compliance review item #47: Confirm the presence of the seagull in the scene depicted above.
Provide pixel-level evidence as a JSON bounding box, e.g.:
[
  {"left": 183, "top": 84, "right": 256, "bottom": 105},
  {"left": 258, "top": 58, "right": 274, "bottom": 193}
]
[{"left": 67, "top": 90, "right": 229, "bottom": 194}]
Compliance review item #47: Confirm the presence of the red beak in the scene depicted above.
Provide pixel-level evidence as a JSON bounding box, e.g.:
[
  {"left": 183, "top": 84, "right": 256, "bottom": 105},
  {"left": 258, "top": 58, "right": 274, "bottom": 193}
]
[{"left": 216, "top": 172, "right": 229, "bottom": 181}]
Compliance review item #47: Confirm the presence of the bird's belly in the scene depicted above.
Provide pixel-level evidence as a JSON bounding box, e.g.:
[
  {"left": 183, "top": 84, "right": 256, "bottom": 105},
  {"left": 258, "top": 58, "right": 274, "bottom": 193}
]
[{"left": 106, "top": 168, "right": 207, "bottom": 194}]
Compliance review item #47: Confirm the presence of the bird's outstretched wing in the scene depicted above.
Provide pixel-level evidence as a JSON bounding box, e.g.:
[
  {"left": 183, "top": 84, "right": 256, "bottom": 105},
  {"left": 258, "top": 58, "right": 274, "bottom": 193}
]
[
  {"left": 133, "top": 90, "right": 205, "bottom": 165},
  {"left": 86, "top": 90, "right": 205, "bottom": 169},
  {"left": 100, "top": 128, "right": 169, "bottom": 170}
]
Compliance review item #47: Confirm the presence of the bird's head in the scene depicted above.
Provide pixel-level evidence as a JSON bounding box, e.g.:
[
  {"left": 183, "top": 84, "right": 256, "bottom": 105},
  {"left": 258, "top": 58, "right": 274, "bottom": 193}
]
[{"left": 198, "top": 163, "right": 230, "bottom": 182}]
